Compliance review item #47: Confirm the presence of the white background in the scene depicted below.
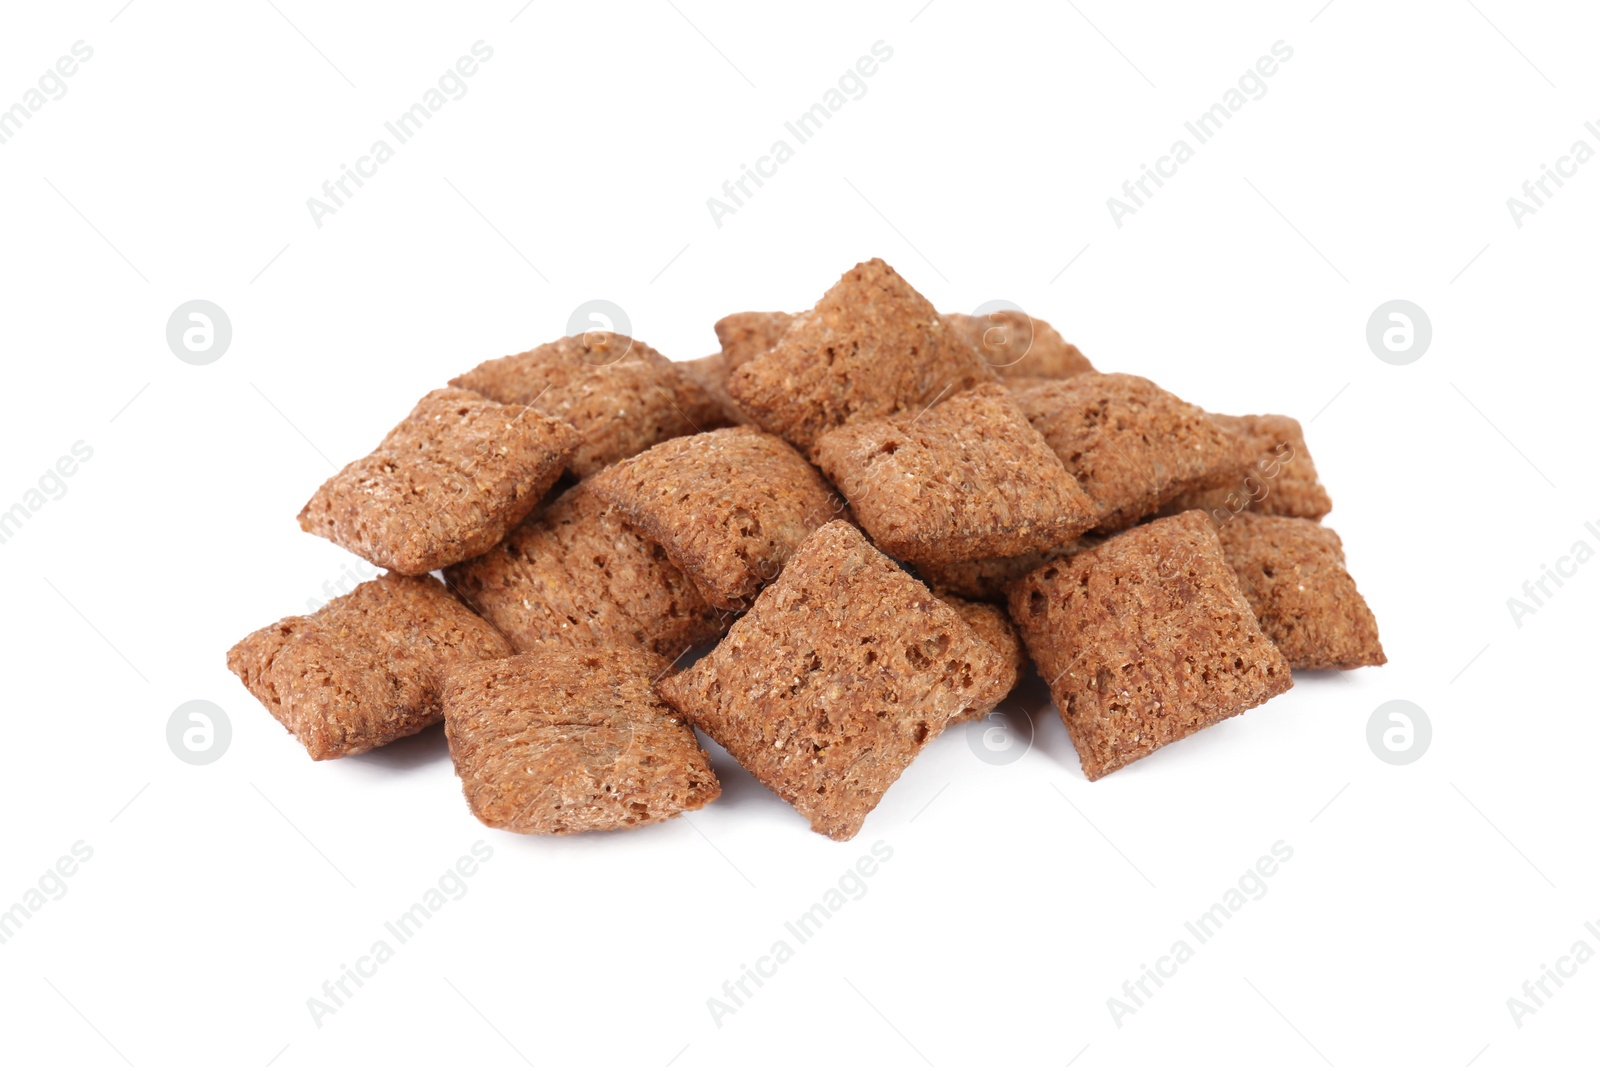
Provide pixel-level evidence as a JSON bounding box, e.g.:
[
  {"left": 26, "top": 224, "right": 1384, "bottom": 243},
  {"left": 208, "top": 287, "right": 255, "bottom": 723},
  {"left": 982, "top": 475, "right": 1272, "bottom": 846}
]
[{"left": 1, "top": 1, "right": 1595, "bottom": 1064}]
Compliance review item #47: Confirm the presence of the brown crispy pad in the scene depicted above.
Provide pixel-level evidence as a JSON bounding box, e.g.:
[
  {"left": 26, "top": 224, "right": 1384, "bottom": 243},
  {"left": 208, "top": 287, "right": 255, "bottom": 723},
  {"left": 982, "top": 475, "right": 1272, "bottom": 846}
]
[
  {"left": 915, "top": 539, "right": 1098, "bottom": 604},
  {"left": 297, "top": 388, "right": 580, "bottom": 575},
  {"left": 1216, "top": 514, "right": 1385, "bottom": 670},
  {"left": 944, "top": 310, "right": 1095, "bottom": 380},
  {"left": 1007, "top": 511, "right": 1293, "bottom": 781},
  {"left": 451, "top": 332, "right": 729, "bottom": 478},
  {"left": 933, "top": 590, "right": 1026, "bottom": 722},
  {"left": 727, "top": 259, "right": 997, "bottom": 452},
  {"left": 714, "top": 311, "right": 796, "bottom": 372},
  {"left": 227, "top": 573, "right": 512, "bottom": 760},
  {"left": 813, "top": 384, "right": 1098, "bottom": 564},
  {"left": 1012, "top": 373, "right": 1253, "bottom": 533},
  {"left": 445, "top": 647, "right": 720, "bottom": 834},
  {"left": 591, "top": 426, "right": 848, "bottom": 611},
  {"left": 680, "top": 352, "right": 750, "bottom": 426},
  {"left": 1161, "top": 413, "right": 1334, "bottom": 522},
  {"left": 658, "top": 522, "right": 1010, "bottom": 840},
  {"left": 444, "top": 479, "right": 729, "bottom": 658}
]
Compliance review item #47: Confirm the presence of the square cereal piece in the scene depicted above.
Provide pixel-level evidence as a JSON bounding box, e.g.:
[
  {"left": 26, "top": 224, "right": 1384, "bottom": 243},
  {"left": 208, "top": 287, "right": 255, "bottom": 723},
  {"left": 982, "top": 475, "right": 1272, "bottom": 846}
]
[
  {"left": 450, "top": 332, "right": 730, "bottom": 478},
  {"left": 915, "top": 538, "right": 1098, "bottom": 604},
  {"left": 1007, "top": 511, "right": 1292, "bottom": 781},
  {"left": 944, "top": 310, "right": 1095, "bottom": 380},
  {"left": 813, "top": 384, "right": 1098, "bottom": 564},
  {"left": 1161, "top": 414, "right": 1333, "bottom": 522},
  {"left": 444, "top": 480, "right": 729, "bottom": 658},
  {"left": 227, "top": 573, "right": 512, "bottom": 760},
  {"left": 727, "top": 259, "right": 996, "bottom": 452},
  {"left": 590, "top": 426, "right": 847, "bottom": 611},
  {"left": 714, "top": 310, "right": 796, "bottom": 371},
  {"left": 658, "top": 521, "right": 1010, "bottom": 840},
  {"left": 298, "top": 388, "right": 580, "bottom": 574},
  {"left": 933, "top": 590, "right": 1026, "bottom": 722},
  {"left": 1012, "top": 373, "right": 1253, "bottom": 533},
  {"left": 1216, "top": 514, "right": 1385, "bottom": 670},
  {"left": 445, "top": 647, "right": 720, "bottom": 834}
]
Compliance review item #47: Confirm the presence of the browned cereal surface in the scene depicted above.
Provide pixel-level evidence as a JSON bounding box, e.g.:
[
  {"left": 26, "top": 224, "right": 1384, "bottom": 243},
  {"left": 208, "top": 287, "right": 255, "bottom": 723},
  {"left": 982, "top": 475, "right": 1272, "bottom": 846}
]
[
  {"left": 450, "top": 332, "right": 729, "bottom": 477},
  {"left": 726, "top": 259, "right": 997, "bottom": 452},
  {"left": 813, "top": 384, "right": 1098, "bottom": 564},
  {"left": 227, "top": 573, "right": 512, "bottom": 760},
  {"left": 444, "top": 479, "right": 728, "bottom": 658},
  {"left": 915, "top": 545, "right": 1083, "bottom": 603},
  {"left": 1007, "top": 511, "right": 1292, "bottom": 781},
  {"left": 680, "top": 352, "right": 750, "bottom": 426},
  {"left": 1161, "top": 414, "right": 1334, "bottom": 522},
  {"left": 590, "top": 426, "right": 847, "bottom": 611},
  {"left": 658, "top": 521, "right": 1009, "bottom": 840},
  {"left": 714, "top": 311, "right": 796, "bottom": 371},
  {"left": 1012, "top": 373, "right": 1253, "bottom": 533},
  {"left": 1215, "top": 514, "right": 1385, "bottom": 670},
  {"left": 297, "top": 388, "right": 580, "bottom": 575},
  {"left": 445, "top": 647, "right": 720, "bottom": 834},
  {"left": 1003, "top": 375, "right": 1068, "bottom": 393},
  {"left": 944, "top": 310, "right": 1095, "bottom": 380},
  {"left": 933, "top": 590, "right": 1026, "bottom": 722}
]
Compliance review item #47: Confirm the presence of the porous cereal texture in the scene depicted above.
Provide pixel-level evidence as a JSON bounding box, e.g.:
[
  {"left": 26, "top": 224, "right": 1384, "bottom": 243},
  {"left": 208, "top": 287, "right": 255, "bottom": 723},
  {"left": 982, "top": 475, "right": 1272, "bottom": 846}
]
[
  {"left": 1012, "top": 373, "right": 1252, "bottom": 532},
  {"left": 1007, "top": 511, "right": 1292, "bottom": 781},
  {"left": 591, "top": 426, "right": 847, "bottom": 611},
  {"left": 444, "top": 480, "right": 728, "bottom": 659},
  {"left": 1215, "top": 514, "right": 1385, "bottom": 670},
  {"left": 944, "top": 310, "right": 1095, "bottom": 380},
  {"left": 727, "top": 259, "right": 996, "bottom": 452},
  {"left": 451, "top": 332, "right": 729, "bottom": 477},
  {"left": 813, "top": 384, "right": 1097, "bottom": 564},
  {"left": 445, "top": 647, "right": 720, "bottom": 834},
  {"left": 658, "top": 522, "right": 1010, "bottom": 840},
  {"left": 297, "top": 388, "right": 580, "bottom": 574},
  {"left": 227, "top": 573, "right": 512, "bottom": 760}
]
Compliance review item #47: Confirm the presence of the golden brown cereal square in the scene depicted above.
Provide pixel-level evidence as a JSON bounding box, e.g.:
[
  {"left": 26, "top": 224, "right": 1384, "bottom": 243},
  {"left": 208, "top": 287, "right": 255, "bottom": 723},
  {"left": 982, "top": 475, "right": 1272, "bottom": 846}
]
[
  {"left": 714, "top": 310, "right": 796, "bottom": 371},
  {"left": 1161, "top": 413, "right": 1333, "bottom": 522},
  {"left": 445, "top": 647, "right": 720, "bottom": 834},
  {"left": 1007, "top": 511, "right": 1292, "bottom": 781},
  {"left": 227, "top": 573, "right": 512, "bottom": 760},
  {"left": 658, "top": 522, "right": 1010, "bottom": 840},
  {"left": 590, "top": 426, "right": 847, "bottom": 611},
  {"left": 726, "top": 259, "right": 996, "bottom": 452},
  {"left": 933, "top": 590, "right": 1026, "bottom": 722},
  {"left": 451, "top": 332, "right": 729, "bottom": 478},
  {"left": 1215, "top": 514, "right": 1385, "bottom": 670},
  {"left": 444, "top": 480, "right": 729, "bottom": 659},
  {"left": 297, "top": 388, "right": 580, "bottom": 575},
  {"left": 1012, "top": 373, "right": 1253, "bottom": 532},
  {"left": 944, "top": 309, "right": 1095, "bottom": 380},
  {"left": 812, "top": 384, "right": 1098, "bottom": 564}
]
